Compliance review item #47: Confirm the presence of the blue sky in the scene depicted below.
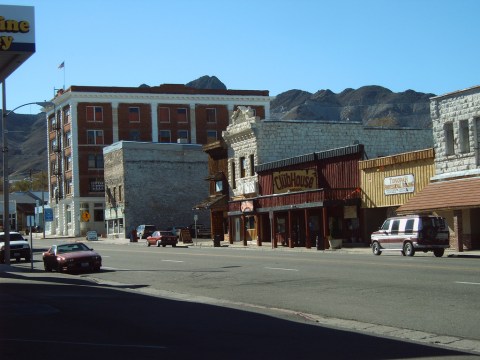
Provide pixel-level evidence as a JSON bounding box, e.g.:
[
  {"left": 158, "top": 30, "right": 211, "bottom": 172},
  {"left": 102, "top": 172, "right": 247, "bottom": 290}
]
[{"left": 3, "top": 0, "right": 480, "bottom": 113}]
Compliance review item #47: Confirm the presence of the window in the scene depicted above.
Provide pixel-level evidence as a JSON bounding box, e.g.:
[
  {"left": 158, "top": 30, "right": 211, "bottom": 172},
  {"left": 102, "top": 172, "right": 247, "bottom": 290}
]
[
  {"left": 405, "top": 219, "right": 414, "bottom": 234},
  {"left": 249, "top": 154, "right": 255, "bottom": 176},
  {"left": 159, "top": 107, "right": 170, "bottom": 123},
  {"left": 215, "top": 180, "right": 223, "bottom": 192},
  {"left": 88, "top": 154, "right": 104, "bottom": 169},
  {"left": 94, "top": 209, "right": 104, "bottom": 222},
  {"left": 178, "top": 130, "right": 189, "bottom": 142},
  {"left": 50, "top": 115, "right": 57, "bottom": 129},
  {"left": 51, "top": 138, "right": 58, "bottom": 152},
  {"left": 86, "top": 106, "right": 103, "bottom": 122},
  {"left": 87, "top": 130, "right": 104, "bottom": 145},
  {"left": 159, "top": 130, "right": 171, "bottom": 143},
  {"left": 129, "top": 130, "right": 140, "bottom": 141},
  {"left": 63, "top": 107, "right": 71, "bottom": 124},
  {"left": 64, "top": 131, "right": 72, "bottom": 147},
  {"left": 118, "top": 185, "right": 122, "bottom": 202},
  {"left": 391, "top": 220, "right": 400, "bottom": 235},
  {"left": 65, "top": 155, "right": 72, "bottom": 171},
  {"left": 89, "top": 179, "right": 105, "bottom": 192},
  {"left": 177, "top": 108, "right": 187, "bottom": 123},
  {"left": 66, "top": 179, "right": 73, "bottom": 195},
  {"left": 231, "top": 160, "right": 236, "bottom": 189},
  {"left": 66, "top": 205, "right": 71, "bottom": 224},
  {"left": 444, "top": 123, "right": 454, "bottom": 156},
  {"left": 207, "top": 130, "right": 217, "bottom": 143},
  {"left": 459, "top": 120, "right": 470, "bottom": 153},
  {"left": 128, "top": 107, "right": 140, "bottom": 122},
  {"left": 240, "top": 157, "right": 246, "bottom": 178},
  {"left": 206, "top": 108, "right": 216, "bottom": 123}
]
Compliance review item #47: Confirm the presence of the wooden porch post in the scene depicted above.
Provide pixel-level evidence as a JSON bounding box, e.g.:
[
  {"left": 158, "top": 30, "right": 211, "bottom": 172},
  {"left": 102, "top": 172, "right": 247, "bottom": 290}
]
[
  {"left": 322, "top": 207, "right": 329, "bottom": 249},
  {"left": 305, "top": 208, "right": 311, "bottom": 248},
  {"left": 453, "top": 210, "right": 463, "bottom": 252}
]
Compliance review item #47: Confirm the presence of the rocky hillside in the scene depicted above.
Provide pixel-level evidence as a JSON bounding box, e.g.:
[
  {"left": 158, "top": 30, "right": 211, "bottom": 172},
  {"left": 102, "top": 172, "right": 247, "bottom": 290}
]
[
  {"left": 270, "top": 85, "right": 435, "bottom": 128},
  {"left": 3, "top": 77, "right": 435, "bottom": 178}
]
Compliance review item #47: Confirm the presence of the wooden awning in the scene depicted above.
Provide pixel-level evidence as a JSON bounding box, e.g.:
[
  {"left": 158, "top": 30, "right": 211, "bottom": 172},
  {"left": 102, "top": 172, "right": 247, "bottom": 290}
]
[{"left": 397, "top": 177, "right": 480, "bottom": 214}]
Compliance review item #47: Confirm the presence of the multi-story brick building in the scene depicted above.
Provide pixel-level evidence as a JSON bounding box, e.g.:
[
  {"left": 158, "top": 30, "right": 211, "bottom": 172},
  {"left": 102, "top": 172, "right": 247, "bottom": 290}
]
[{"left": 45, "top": 84, "right": 271, "bottom": 237}]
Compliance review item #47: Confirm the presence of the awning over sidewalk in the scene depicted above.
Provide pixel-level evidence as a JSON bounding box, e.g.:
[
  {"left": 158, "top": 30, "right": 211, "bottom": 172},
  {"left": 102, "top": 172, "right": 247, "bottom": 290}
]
[
  {"left": 397, "top": 177, "right": 480, "bottom": 214},
  {"left": 193, "top": 194, "right": 227, "bottom": 210}
]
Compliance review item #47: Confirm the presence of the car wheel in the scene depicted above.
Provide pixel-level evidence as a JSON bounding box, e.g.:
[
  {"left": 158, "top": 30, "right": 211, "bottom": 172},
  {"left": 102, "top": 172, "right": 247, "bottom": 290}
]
[
  {"left": 372, "top": 241, "right": 382, "bottom": 255},
  {"left": 403, "top": 242, "right": 415, "bottom": 256},
  {"left": 146, "top": 240, "right": 151, "bottom": 247},
  {"left": 162, "top": 244, "right": 166, "bottom": 247},
  {"left": 433, "top": 248, "right": 445, "bottom": 257},
  {"left": 172, "top": 243, "right": 177, "bottom": 248},
  {"left": 44, "top": 262, "right": 52, "bottom": 272},
  {"left": 157, "top": 241, "right": 161, "bottom": 247},
  {"left": 25, "top": 255, "right": 31, "bottom": 262}
]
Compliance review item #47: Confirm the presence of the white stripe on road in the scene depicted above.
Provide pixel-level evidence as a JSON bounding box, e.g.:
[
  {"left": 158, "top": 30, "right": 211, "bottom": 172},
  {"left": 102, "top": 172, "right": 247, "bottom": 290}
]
[
  {"left": 265, "top": 267, "right": 299, "bottom": 272},
  {"left": 455, "top": 281, "right": 480, "bottom": 286},
  {"left": 161, "top": 260, "right": 184, "bottom": 263}
]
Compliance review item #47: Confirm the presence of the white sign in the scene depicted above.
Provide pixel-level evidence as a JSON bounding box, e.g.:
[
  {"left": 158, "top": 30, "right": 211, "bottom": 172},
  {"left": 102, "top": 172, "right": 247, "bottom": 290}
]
[
  {"left": 384, "top": 174, "right": 415, "bottom": 195},
  {"left": 86, "top": 230, "right": 98, "bottom": 241}
]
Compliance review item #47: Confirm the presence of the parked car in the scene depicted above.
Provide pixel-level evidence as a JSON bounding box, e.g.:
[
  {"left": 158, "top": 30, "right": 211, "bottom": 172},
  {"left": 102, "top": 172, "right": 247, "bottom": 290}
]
[
  {"left": 42, "top": 242, "right": 102, "bottom": 273},
  {"left": 146, "top": 231, "right": 178, "bottom": 247},
  {"left": 0, "top": 232, "right": 31, "bottom": 263},
  {"left": 370, "top": 215, "right": 450, "bottom": 257},
  {"left": 188, "top": 224, "right": 211, "bottom": 238},
  {"left": 166, "top": 226, "right": 186, "bottom": 239},
  {"left": 136, "top": 224, "right": 156, "bottom": 239}
]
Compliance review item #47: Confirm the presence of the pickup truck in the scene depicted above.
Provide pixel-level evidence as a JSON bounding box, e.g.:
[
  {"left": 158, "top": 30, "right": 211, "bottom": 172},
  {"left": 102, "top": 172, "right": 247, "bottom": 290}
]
[{"left": 188, "top": 224, "right": 211, "bottom": 238}]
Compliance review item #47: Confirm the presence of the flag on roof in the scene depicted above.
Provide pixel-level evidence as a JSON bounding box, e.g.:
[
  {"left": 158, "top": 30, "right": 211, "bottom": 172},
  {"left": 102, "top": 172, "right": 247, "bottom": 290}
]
[{"left": 58, "top": 61, "right": 64, "bottom": 69}]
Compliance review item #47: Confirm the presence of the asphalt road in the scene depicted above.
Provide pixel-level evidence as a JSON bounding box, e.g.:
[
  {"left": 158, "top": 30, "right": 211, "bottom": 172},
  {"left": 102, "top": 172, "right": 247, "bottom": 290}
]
[{"left": 1, "top": 239, "right": 479, "bottom": 359}]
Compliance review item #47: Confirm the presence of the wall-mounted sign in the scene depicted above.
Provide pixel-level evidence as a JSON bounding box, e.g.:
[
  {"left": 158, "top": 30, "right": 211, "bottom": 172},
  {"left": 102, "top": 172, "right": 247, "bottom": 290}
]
[
  {"left": 241, "top": 200, "right": 254, "bottom": 212},
  {"left": 384, "top": 174, "right": 415, "bottom": 195},
  {"left": 273, "top": 169, "right": 317, "bottom": 194}
]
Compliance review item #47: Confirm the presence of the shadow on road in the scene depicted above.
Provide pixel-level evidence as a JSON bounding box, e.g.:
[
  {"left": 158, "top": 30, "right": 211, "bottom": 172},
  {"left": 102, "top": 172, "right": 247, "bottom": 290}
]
[{"left": 0, "top": 270, "right": 474, "bottom": 360}]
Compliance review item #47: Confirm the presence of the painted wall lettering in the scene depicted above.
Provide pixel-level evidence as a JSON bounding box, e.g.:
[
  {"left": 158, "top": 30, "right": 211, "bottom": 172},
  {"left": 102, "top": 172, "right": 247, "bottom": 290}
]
[{"left": 273, "top": 169, "right": 318, "bottom": 194}]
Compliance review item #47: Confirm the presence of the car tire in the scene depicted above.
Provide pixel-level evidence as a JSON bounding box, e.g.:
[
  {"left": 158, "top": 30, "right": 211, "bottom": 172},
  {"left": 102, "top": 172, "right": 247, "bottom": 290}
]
[
  {"left": 372, "top": 241, "right": 382, "bottom": 255},
  {"left": 403, "top": 242, "right": 415, "bottom": 256},
  {"left": 162, "top": 244, "right": 166, "bottom": 247},
  {"left": 25, "top": 255, "right": 31, "bottom": 262},
  {"left": 146, "top": 240, "right": 151, "bottom": 247},
  {"left": 433, "top": 248, "right": 445, "bottom": 257}
]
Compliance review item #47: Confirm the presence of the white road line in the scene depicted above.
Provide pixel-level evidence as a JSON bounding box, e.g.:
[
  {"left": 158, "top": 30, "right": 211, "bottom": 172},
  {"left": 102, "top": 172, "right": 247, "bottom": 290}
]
[
  {"left": 2, "top": 338, "right": 166, "bottom": 349},
  {"left": 161, "top": 260, "right": 184, "bottom": 263},
  {"left": 265, "top": 267, "right": 299, "bottom": 272},
  {"left": 455, "top": 281, "right": 480, "bottom": 286}
]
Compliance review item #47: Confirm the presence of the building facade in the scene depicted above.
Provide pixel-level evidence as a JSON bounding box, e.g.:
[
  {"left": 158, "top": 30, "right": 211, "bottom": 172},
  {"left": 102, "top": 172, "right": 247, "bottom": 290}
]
[
  {"left": 398, "top": 85, "right": 480, "bottom": 251},
  {"left": 223, "top": 107, "right": 434, "bottom": 247},
  {"left": 45, "top": 85, "right": 271, "bottom": 237},
  {"left": 103, "top": 141, "right": 209, "bottom": 238}
]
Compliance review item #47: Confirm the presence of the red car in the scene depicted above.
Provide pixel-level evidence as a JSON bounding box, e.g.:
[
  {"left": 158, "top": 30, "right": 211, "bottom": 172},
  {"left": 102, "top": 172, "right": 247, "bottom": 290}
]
[
  {"left": 43, "top": 242, "right": 102, "bottom": 273},
  {"left": 146, "top": 231, "right": 178, "bottom": 247}
]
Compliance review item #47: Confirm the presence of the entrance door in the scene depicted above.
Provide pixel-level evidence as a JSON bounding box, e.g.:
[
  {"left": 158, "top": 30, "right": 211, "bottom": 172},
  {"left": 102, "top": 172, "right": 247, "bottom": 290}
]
[{"left": 234, "top": 217, "right": 241, "bottom": 242}]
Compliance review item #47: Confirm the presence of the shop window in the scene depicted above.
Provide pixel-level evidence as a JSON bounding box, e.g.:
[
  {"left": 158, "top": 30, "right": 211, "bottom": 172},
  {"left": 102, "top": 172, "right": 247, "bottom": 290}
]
[{"left": 178, "top": 130, "right": 189, "bottom": 142}]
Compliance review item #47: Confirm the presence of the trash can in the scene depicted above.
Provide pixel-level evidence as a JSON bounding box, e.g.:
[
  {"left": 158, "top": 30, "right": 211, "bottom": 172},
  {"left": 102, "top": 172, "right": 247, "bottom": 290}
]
[{"left": 213, "top": 235, "right": 221, "bottom": 247}]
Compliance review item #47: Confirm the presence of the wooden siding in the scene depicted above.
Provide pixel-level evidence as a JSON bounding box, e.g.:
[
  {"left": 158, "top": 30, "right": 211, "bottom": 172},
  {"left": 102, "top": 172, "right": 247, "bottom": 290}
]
[{"left": 360, "top": 149, "right": 435, "bottom": 208}]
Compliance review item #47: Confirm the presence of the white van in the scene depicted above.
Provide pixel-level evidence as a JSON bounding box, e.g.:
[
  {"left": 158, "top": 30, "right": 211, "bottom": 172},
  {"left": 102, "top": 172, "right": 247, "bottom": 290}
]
[
  {"left": 0, "top": 232, "right": 31, "bottom": 263},
  {"left": 370, "top": 215, "right": 450, "bottom": 257}
]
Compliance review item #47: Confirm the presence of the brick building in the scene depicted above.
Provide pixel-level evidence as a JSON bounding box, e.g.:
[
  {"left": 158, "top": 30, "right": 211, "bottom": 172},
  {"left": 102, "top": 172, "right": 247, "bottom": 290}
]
[{"left": 45, "top": 85, "right": 271, "bottom": 237}]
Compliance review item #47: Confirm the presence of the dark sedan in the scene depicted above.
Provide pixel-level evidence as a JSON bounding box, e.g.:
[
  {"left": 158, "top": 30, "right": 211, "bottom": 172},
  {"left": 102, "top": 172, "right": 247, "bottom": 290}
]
[
  {"left": 43, "top": 242, "right": 102, "bottom": 273},
  {"left": 146, "top": 231, "right": 178, "bottom": 247}
]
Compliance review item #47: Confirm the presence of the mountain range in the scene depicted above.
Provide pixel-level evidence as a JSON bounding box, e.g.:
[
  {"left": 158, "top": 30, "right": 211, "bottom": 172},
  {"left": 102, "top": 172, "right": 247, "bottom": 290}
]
[{"left": 2, "top": 76, "right": 435, "bottom": 179}]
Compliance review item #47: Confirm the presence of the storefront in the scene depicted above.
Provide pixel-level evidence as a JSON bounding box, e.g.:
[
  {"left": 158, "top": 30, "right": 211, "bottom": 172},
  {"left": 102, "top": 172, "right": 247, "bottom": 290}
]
[{"left": 227, "top": 145, "right": 365, "bottom": 249}]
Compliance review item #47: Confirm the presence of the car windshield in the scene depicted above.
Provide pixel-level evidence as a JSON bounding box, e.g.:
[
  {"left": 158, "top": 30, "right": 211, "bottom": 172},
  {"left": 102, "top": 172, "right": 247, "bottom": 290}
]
[
  {"left": 57, "top": 243, "right": 89, "bottom": 254},
  {"left": 0, "top": 233, "right": 25, "bottom": 241}
]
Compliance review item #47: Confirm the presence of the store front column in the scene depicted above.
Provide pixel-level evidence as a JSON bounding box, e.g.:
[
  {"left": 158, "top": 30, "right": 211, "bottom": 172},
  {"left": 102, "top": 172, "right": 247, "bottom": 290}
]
[
  {"left": 304, "top": 208, "right": 311, "bottom": 248},
  {"left": 453, "top": 210, "right": 464, "bottom": 252}
]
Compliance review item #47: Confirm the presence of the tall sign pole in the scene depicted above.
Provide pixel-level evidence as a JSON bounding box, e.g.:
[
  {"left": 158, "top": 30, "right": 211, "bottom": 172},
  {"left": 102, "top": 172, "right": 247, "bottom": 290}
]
[{"left": 2, "top": 81, "right": 10, "bottom": 264}]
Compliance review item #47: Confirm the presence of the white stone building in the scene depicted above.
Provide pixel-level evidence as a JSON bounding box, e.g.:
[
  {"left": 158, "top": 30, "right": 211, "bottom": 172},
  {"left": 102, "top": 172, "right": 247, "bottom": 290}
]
[{"left": 398, "top": 85, "right": 480, "bottom": 250}]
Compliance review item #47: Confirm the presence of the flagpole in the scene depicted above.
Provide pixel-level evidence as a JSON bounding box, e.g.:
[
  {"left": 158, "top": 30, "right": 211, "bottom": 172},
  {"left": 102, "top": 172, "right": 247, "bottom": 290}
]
[{"left": 63, "top": 62, "right": 65, "bottom": 90}]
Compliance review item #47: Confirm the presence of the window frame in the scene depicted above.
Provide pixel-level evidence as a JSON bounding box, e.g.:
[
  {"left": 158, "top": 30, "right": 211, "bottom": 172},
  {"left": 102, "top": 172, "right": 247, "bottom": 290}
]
[
  {"left": 86, "top": 106, "right": 103, "bottom": 122},
  {"left": 159, "top": 130, "right": 171, "bottom": 143},
  {"left": 87, "top": 130, "right": 104, "bottom": 145}
]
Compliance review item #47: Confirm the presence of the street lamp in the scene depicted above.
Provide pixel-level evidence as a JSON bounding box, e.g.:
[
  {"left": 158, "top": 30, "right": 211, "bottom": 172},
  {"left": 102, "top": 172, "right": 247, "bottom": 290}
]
[{"left": 1, "top": 96, "right": 54, "bottom": 265}]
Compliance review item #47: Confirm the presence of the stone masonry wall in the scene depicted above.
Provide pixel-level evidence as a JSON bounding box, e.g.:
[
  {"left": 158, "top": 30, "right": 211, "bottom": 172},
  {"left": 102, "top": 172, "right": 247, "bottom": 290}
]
[{"left": 431, "top": 87, "right": 480, "bottom": 176}]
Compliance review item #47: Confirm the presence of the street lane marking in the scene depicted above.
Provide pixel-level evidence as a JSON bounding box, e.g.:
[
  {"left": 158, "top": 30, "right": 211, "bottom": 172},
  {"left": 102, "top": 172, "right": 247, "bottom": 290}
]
[
  {"left": 265, "top": 267, "right": 298, "bottom": 272},
  {"left": 2, "top": 338, "right": 167, "bottom": 349},
  {"left": 455, "top": 281, "right": 480, "bottom": 286},
  {"left": 161, "top": 260, "right": 184, "bottom": 263}
]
